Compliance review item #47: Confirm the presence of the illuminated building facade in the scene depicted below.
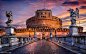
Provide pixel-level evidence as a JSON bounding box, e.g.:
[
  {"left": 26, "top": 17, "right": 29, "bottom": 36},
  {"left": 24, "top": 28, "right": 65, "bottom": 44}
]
[{"left": 26, "top": 9, "right": 62, "bottom": 28}]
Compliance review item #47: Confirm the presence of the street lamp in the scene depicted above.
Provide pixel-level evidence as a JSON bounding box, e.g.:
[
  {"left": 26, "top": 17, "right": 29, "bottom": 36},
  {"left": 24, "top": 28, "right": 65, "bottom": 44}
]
[
  {"left": 50, "top": 28, "right": 53, "bottom": 41},
  {"left": 29, "top": 28, "right": 31, "bottom": 37},
  {"left": 54, "top": 28, "right": 57, "bottom": 41},
  {"left": 34, "top": 27, "right": 36, "bottom": 38},
  {"left": 33, "top": 27, "right": 37, "bottom": 41},
  {"left": 55, "top": 28, "right": 57, "bottom": 37}
]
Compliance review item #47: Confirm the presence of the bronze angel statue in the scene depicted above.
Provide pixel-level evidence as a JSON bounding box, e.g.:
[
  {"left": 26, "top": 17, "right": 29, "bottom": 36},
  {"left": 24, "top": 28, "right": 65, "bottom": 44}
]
[
  {"left": 67, "top": 8, "right": 79, "bottom": 25},
  {"left": 6, "top": 11, "right": 13, "bottom": 27}
]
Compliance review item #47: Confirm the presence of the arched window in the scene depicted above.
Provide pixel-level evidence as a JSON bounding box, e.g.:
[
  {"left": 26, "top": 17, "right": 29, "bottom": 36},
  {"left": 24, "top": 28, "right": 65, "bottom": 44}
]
[
  {"left": 49, "top": 13, "right": 50, "bottom": 17},
  {"left": 45, "top": 12, "right": 46, "bottom": 14},
  {"left": 37, "top": 12, "right": 39, "bottom": 17}
]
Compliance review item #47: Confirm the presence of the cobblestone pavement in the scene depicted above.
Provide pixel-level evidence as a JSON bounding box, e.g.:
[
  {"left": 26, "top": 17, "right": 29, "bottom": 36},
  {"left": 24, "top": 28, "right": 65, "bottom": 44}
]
[{"left": 7, "top": 40, "right": 74, "bottom": 54}]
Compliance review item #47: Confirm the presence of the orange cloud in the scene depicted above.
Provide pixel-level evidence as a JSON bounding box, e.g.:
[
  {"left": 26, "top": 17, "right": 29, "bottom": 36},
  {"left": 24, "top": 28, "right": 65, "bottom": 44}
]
[{"left": 12, "top": 20, "right": 23, "bottom": 24}]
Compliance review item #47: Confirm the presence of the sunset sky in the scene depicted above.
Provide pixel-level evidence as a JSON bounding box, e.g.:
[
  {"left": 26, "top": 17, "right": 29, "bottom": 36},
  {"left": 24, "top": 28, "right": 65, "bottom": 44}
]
[{"left": 0, "top": 0, "right": 86, "bottom": 32}]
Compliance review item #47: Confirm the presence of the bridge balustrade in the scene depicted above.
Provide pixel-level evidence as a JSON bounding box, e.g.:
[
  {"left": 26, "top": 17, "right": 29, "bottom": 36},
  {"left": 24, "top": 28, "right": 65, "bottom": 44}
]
[
  {"left": 50, "top": 35, "right": 86, "bottom": 50},
  {"left": 0, "top": 36, "right": 37, "bottom": 48}
]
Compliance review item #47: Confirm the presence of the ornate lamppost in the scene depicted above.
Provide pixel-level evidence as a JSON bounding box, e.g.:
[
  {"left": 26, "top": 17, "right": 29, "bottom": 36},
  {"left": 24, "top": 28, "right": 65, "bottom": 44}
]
[
  {"left": 29, "top": 28, "right": 31, "bottom": 37},
  {"left": 55, "top": 28, "right": 57, "bottom": 37},
  {"left": 50, "top": 28, "right": 53, "bottom": 41},
  {"left": 54, "top": 28, "right": 57, "bottom": 41},
  {"left": 29, "top": 28, "right": 32, "bottom": 42},
  {"left": 33, "top": 27, "right": 37, "bottom": 41}
]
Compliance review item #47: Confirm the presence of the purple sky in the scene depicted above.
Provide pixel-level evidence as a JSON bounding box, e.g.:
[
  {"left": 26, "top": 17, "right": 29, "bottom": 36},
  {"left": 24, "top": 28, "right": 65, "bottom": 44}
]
[{"left": 0, "top": 0, "right": 86, "bottom": 32}]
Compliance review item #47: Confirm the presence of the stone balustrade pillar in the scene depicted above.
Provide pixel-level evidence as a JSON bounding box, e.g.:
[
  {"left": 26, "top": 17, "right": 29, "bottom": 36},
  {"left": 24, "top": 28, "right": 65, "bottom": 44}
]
[
  {"left": 58, "top": 38, "right": 59, "bottom": 42},
  {"left": 0, "top": 38, "right": 1, "bottom": 45},
  {"left": 57, "top": 38, "right": 58, "bottom": 41},
  {"left": 33, "top": 37, "right": 37, "bottom": 41},
  {"left": 26, "top": 38, "right": 28, "bottom": 42},
  {"left": 20, "top": 38, "right": 23, "bottom": 44},
  {"left": 75, "top": 38, "right": 77, "bottom": 43},
  {"left": 59, "top": 38, "right": 60, "bottom": 42},
  {"left": 25, "top": 38, "right": 27, "bottom": 43},
  {"left": 28, "top": 37, "right": 29, "bottom": 42},
  {"left": 62, "top": 38, "right": 64, "bottom": 43},
  {"left": 54, "top": 37, "right": 57, "bottom": 41},
  {"left": 0, "top": 38, "right": 2, "bottom": 48},
  {"left": 80, "top": 38, "right": 81, "bottom": 44},
  {"left": 72, "top": 37, "right": 74, "bottom": 46},
  {"left": 29, "top": 37, "right": 32, "bottom": 42},
  {"left": 9, "top": 38, "right": 12, "bottom": 46},
  {"left": 64, "top": 37, "right": 66, "bottom": 44},
  {"left": 85, "top": 36, "right": 86, "bottom": 45}
]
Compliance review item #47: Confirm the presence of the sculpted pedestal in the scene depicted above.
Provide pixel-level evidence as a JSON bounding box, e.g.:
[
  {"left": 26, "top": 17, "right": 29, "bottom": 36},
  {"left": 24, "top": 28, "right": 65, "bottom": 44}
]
[
  {"left": 66, "top": 8, "right": 79, "bottom": 36},
  {"left": 5, "top": 27, "right": 14, "bottom": 35},
  {"left": 66, "top": 25, "right": 79, "bottom": 36},
  {"left": 0, "top": 11, "right": 19, "bottom": 47},
  {"left": 2, "top": 27, "right": 19, "bottom": 47}
]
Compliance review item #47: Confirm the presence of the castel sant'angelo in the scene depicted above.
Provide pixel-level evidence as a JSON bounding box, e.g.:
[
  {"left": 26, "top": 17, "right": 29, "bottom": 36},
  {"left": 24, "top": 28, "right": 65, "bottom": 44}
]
[
  {"left": 26, "top": 9, "right": 62, "bottom": 28},
  {"left": 0, "top": 9, "right": 84, "bottom": 39}
]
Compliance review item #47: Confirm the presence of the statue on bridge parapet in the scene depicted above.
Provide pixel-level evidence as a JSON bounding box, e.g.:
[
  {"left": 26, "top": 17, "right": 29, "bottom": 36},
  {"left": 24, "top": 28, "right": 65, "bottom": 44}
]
[
  {"left": 68, "top": 8, "right": 79, "bottom": 26},
  {"left": 66, "top": 8, "right": 80, "bottom": 36},
  {"left": 6, "top": 11, "right": 13, "bottom": 27},
  {"left": 0, "top": 11, "right": 19, "bottom": 47}
]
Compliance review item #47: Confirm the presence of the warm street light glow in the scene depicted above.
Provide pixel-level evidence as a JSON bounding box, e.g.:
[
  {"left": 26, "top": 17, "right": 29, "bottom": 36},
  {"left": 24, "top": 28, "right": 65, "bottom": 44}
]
[{"left": 29, "top": 28, "right": 31, "bottom": 30}]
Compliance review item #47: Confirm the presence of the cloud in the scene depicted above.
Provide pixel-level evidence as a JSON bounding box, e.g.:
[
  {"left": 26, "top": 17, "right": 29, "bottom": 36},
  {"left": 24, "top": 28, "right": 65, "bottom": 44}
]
[
  {"left": 60, "top": 12, "right": 86, "bottom": 32},
  {"left": 0, "top": 8, "right": 5, "bottom": 10},
  {"left": 29, "top": 1, "right": 57, "bottom": 9},
  {"left": 0, "top": 0, "right": 86, "bottom": 32},
  {"left": 80, "top": 6, "right": 86, "bottom": 9},
  {"left": 62, "top": 25, "right": 69, "bottom": 28},
  {"left": 12, "top": 23, "right": 26, "bottom": 28},
  {"left": 61, "top": 1, "right": 79, "bottom": 6},
  {"left": 62, "top": 16, "right": 70, "bottom": 20},
  {"left": 80, "top": 14, "right": 86, "bottom": 17}
]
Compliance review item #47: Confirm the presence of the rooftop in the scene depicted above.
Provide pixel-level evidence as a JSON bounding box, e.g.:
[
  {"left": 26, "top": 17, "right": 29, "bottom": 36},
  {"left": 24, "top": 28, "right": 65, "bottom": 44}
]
[{"left": 37, "top": 9, "right": 51, "bottom": 11}]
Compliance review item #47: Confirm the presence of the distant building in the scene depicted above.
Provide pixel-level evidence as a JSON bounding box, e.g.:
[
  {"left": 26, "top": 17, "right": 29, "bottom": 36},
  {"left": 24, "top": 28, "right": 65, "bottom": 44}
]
[{"left": 26, "top": 9, "right": 62, "bottom": 28}]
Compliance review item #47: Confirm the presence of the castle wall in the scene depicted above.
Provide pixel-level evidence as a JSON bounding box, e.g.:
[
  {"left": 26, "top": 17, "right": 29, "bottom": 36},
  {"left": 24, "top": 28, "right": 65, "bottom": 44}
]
[
  {"left": 26, "top": 9, "right": 62, "bottom": 28},
  {"left": 0, "top": 28, "right": 85, "bottom": 39}
]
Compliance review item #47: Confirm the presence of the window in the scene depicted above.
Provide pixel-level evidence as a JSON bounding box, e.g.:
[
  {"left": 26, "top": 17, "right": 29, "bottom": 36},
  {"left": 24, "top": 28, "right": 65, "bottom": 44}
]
[
  {"left": 43, "top": 16, "right": 45, "bottom": 18},
  {"left": 41, "top": 16, "right": 46, "bottom": 18},
  {"left": 45, "top": 12, "right": 46, "bottom": 14},
  {"left": 49, "top": 13, "right": 50, "bottom": 17},
  {"left": 37, "top": 12, "right": 39, "bottom": 17}
]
